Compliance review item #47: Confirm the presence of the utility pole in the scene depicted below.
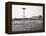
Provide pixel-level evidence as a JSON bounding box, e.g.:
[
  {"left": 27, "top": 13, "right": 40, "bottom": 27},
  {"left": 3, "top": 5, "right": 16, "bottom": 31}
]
[{"left": 22, "top": 8, "right": 26, "bottom": 23}]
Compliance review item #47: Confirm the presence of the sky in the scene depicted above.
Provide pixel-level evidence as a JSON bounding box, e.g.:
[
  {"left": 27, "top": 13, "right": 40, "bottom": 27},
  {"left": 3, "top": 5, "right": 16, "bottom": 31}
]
[{"left": 12, "top": 5, "right": 43, "bottom": 19}]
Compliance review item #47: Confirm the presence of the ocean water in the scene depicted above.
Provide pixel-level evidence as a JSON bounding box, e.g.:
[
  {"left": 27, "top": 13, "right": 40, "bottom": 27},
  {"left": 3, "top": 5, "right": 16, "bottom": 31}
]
[{"left": 12, "top": 20, "right": 43, "bottom": 32}]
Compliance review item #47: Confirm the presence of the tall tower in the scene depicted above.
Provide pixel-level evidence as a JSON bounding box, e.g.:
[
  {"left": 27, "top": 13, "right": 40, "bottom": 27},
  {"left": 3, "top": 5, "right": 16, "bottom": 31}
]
[
  {"left": 22, "top": 8, "right": 26, "bottom": 23},
  {"left": 22, "top": 8, "right": 26, "bottom": 18}
]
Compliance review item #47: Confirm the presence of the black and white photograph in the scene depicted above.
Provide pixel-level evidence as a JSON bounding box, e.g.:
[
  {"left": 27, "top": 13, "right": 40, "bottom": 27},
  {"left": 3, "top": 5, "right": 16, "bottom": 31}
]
[{"left": 12, "top": 4, "right": 44, "bottom": 32}]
